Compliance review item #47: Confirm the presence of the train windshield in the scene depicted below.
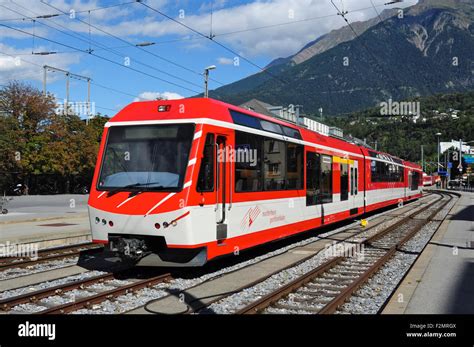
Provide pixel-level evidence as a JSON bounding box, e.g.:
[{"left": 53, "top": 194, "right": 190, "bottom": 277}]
[{"left": 98, "top": 124, "right": 195, "bottom": 192}]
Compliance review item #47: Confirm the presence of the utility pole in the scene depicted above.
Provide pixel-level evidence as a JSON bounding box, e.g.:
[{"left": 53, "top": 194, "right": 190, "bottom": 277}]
[
  {"left": 421, "top": 145, "right": 424, "bottom": 172},
  {"left": 43, "top": 66, "right": 47, "bottom": 95},
  {"left": 87, "top": 78, "right": 91, "bottom": 125},
  {"left": 66, "top": 72, "right": 70, "bottom": 113},
  {"left": 458, "top": 139, "right": 463, "bottom": 173},
  {"left": 447, "top": 149, "right": 451, "bottom": 183},
  {"left": 43, "top": 65, "right": 92, "bottom": 119},
  {"left": 204, "top": 65, "right": 216, "bottom": 98},
  {"left": 436, "top": 132, "right": 442, "bottom": 174}
]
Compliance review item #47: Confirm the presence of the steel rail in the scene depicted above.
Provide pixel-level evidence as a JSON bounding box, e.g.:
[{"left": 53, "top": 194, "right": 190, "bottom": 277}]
[
  {"left": 39, "top": 273, "right": 173, "bottom": 314},
  {"left": 0, "top": 273, "right": 115, "bottom": 311},
  {"left": 237, "top": 192, "right": 453, "bottom": 314}
]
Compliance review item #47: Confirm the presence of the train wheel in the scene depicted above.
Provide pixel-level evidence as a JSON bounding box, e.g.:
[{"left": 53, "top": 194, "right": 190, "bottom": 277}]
[{"left": 2, "top": 209, "right": 8, "bottom": 214}]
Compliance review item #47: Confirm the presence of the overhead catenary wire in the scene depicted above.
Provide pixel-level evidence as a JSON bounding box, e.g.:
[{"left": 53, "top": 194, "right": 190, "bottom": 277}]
[
  {"left": 0, "top": 49, "right": 145, "bottom": 101},
  {"left": 139, "top": 1, "right": 289, "bottom": 86},
  {"left": 0, "top": 49, "right": 147, "bottom": 110},
  {"left": 329, "top": 0, "right": 405, "bottom": 95},
  {"left": 0, "top": 1, "right": 137, "bottom": 22},
  {"left": 138, "top": 0, "right": 405, "bottom": 111},
  {"left": 0, "top": 22, "right": 201, "bottom": 94},
  {"left": 3, "top": 2, "right": 204, "bottom": 90},
  {"left": 2, "top": 0, "right": 413, "bottom": 114},
  {"left": 137, "top": 0, "right": 347, "bottom": 116},
  {"left": 0, "top": 48, "right": 386, "bottom": 106},
  {"left": 39, "top": 0, "right": 224, "bottom": 86},
  {"left": 0, "top": 2, "right": 399, "bottom": 52}
]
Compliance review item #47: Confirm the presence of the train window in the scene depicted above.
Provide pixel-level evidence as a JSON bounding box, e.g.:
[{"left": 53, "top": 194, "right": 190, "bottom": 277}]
[
  {"left": 260, "top": 120, "right": 283, "bottom": 135},
  {"left": 282, "top": 126, "right": 302, "bottom": 140},
  {"left": 264, "top": 139, "right": 286, "bottom": 190},
  {"left": 320, "top": 155, "right": 333, "bottom": 203},
  {"left": 229, "top": 109, "right": 302, "bottom": 140},
  {"left": 235, "top": 130, "right": 303, "bottom": 193},
  {"left": 235, "top": 131, "right": 263, "bottom": 192},
  {"left": 306, "top": 153, "right": 332, "bottom": 205},
  {"left": 306, "top": 152, "right": 320, "bottom": 206},
  {"left": 197, "top": 134, "right": 215, "bottom": 192},
  {"left": 340, "top": 164, "right": 349, "bottom": 201},
  {"left": 98, "top": 124, "right": 194, "bottom": 192},
  {"left": 286, "top": 143, "right": 304, "bottom": 189},
  {"left": 230, "top": 110, "right": 262, "bottom": 130},
  {"left": 350, "top": 167, "right": 354, "bottom": 195},
  {"left": 371, "top": 160, "right": 404, "bottom": 183},
  {"left": 355, "top": 168, "right": 358, "bottom": 194}
]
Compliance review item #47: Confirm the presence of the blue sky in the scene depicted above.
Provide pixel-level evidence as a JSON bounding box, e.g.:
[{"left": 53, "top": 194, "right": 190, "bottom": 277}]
[{"left": 0, "top": 0, "right": 417, "bottom": 117}]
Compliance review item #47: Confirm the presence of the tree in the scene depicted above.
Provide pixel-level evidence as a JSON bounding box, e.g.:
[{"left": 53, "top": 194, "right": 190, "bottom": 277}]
[
  {"left": 0, "top": 81, "right": 57, "bottom": 192},
  {"left": 0, "top": 81, "right": 109, "bottom": 194}
]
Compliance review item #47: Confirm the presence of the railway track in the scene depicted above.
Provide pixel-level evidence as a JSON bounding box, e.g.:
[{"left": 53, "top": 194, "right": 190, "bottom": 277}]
[
  {"left": 0, "top": 193, "right": 443, "bottom": 315},
  {"left": 0, "top": 242, "right": 102, "bottom": 271},
  {"left": 161, "top": 195, "right": 441, "bottom": 315},
  {"left": 236, "top": 192, "right": 454, "bottom": 314},
  {"left": 139, "top": 193, "right": 440, "bottom": 315},
  {"left": 0, "top": 271, "right": 172, "bottom": 314}
]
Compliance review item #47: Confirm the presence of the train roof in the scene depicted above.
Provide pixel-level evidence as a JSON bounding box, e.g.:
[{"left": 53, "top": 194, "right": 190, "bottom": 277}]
[
  {"left": 107, "top": 98, "right": 362, "bottom": 153},
  {"left": 106, "top": 97, "right": 421, "bottom": 169}
]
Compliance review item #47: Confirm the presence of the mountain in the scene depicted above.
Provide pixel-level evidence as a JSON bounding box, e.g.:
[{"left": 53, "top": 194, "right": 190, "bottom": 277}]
[
  {"left": 211, "top": 0, "right": 474, "bottom": 115},
  {"left": 265, "top": 8, "right": 399, "bottom": 68}
]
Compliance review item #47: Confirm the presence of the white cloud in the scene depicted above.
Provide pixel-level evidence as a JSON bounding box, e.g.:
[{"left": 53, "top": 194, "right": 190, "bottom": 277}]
[
  {"left": 0, "top": 43, "right": 81, "bottom": 83},
  {"left": 84, "top": 0, "right": 418, "bottom": 58},
  {"left": 0, "top": 0, "right": 419, "bottom": 67},
  {"left": 217, "top": 57, "right": 234, "bottom": 65},
  {"left": 134, "top": 91, "right": 184, "bottom": 101}
]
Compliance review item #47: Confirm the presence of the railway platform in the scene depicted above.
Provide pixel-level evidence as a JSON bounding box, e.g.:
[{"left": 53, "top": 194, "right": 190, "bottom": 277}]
[
  {"left": 0, "top": 195, "right": 91, "bottom": 250},
  {"left": 383, "top": 190, "right": 474, "bottom": 314}
]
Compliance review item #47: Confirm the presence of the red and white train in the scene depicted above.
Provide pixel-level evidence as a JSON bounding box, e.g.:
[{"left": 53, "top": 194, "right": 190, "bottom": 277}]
[
  {"left": 88, "top": 98, "right": 423, "bottom": 267},
  {"left": 423, "top": 173, "right": 437, "bottom": 186}
]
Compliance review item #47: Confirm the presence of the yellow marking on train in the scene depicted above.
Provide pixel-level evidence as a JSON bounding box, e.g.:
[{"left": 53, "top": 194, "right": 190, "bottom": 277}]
[{"left": 333, "top": 156, "right": 354, "bottom": 165}]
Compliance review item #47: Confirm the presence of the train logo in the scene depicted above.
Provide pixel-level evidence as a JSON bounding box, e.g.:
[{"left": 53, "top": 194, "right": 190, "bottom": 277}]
[{"left": 241, "top": 206, "right": 261, "bottom": 231}]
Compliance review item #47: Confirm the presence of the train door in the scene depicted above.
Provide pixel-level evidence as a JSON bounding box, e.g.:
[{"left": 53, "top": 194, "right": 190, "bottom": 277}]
[
  {"left": 404, "top": 168, "right": 408, "bottom": 199},
  {"left": 305, "top": 151, "right": 320, "bottom": 220},
  {"left": 349, "top": 160, "right": 359, "bottom": 214},
  {"left": 215, "top": 135, "right": 228, "bottom": 242},
  {"left": 407, "top": 170, "right": 412, "bottom": 197}
]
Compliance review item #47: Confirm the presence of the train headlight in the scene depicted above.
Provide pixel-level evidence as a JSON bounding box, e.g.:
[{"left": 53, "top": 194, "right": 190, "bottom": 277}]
[
  {"left": 95, "top": 217, "right": 100, "bottom": 224},
  {"left": 154, "top": 223, "right": 161, "bottom": 229},
  {"left": 158, "top": 105, "right": 171, "bottom": 112},
  {"left": 101, "top": 219, "right": 107, "bottom": 225}
]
